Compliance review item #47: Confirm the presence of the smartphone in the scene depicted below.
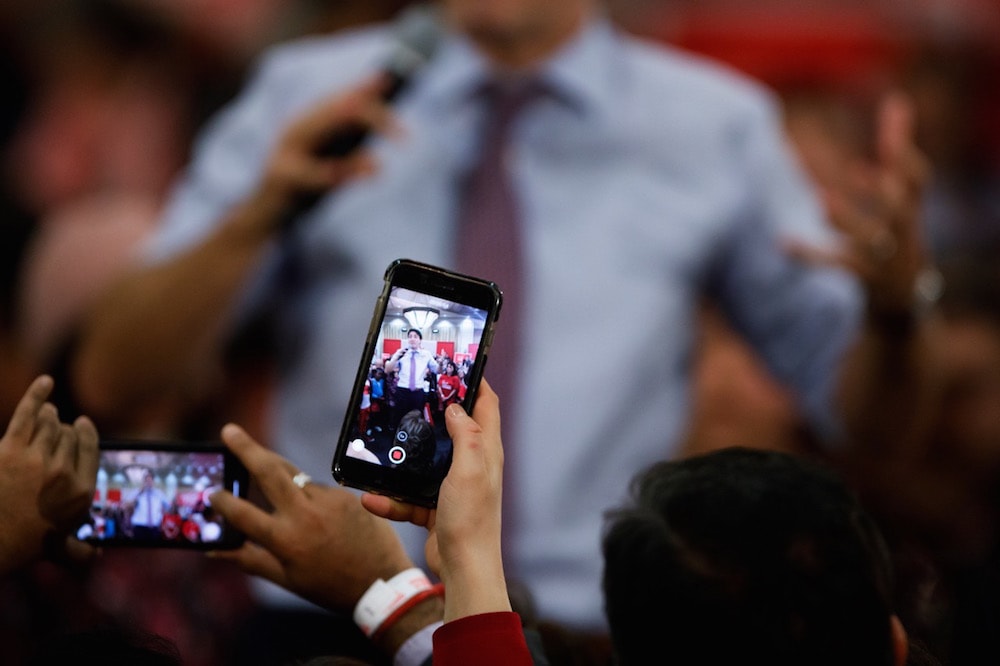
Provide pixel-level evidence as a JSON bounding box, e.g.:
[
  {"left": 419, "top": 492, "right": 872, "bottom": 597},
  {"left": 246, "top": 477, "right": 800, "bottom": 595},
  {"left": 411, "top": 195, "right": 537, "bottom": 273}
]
[
  {"left": 332, "top": 258, "right": 503, "bottom": 507},
  {"left": 75, "top": 439, "right": 249, "bottom": 549}
]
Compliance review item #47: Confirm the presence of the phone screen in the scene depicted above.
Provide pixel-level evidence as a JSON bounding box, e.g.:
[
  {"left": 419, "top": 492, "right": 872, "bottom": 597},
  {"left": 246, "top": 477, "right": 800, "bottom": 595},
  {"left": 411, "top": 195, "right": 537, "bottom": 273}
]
[
  {"left": 75, "top": 441, "right": 248, "bottom": 549},
  {"left": 333, "top": 259, "right": 501, "bottom": 506}
]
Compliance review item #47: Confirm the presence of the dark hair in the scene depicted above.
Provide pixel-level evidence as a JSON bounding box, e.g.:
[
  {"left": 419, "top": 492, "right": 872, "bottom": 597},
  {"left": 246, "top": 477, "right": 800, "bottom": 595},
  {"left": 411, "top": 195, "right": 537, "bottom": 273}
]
[
  {"left": 407, "top": 328, "right": 423, "bottom": 339},
  {"left": 602, "top": 447, "right": 896, "bottom": 666},
  {"left": 393, "top": 410, "right": 436, "bottom": 475},
  {"left": 31, "top": 623, "right": 182, "bottom": 665}
]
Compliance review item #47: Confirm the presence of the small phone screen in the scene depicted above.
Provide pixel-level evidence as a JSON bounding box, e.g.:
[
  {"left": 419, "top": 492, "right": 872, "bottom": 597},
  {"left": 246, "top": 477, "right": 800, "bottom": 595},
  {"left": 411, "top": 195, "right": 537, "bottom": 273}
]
[
  {"left": 341, "top": 283, "right": 492, "bottom": 482},
  {"left": 76, "top": 443, "right": 245, "bottom": 549}
]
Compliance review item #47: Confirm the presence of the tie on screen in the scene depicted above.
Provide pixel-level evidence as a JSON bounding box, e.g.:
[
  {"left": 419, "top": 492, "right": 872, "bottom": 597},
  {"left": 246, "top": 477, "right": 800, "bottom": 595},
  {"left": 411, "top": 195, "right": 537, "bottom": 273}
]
[
  {"left": 409, "top": 350, "right": 417, "bottom": 390},
  {"left": 456, "top": 79, "right": 543, "bottom": 413}
]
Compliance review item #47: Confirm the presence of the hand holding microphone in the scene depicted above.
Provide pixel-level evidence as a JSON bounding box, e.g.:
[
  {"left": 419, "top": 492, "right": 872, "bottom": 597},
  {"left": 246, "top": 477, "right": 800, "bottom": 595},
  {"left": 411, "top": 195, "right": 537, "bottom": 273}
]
[
  {"left": 265, "top": 78, "right": 392, "bottom": 210},
  {"left": 314, "top": 4, "right": 442, "bottom": 158},
  {"left": 267, "top": 5, "right": 443, "bottom": 230}
]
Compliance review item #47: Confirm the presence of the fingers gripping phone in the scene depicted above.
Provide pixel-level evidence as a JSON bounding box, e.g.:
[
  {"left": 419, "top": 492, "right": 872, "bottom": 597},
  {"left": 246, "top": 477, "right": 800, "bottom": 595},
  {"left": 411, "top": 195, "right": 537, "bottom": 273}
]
[
  {"left": 75, "top": 440, "right": 249, "bottom": 549},
  {"left": 332, "top": 259, "right": 502, "bottom": 507}
]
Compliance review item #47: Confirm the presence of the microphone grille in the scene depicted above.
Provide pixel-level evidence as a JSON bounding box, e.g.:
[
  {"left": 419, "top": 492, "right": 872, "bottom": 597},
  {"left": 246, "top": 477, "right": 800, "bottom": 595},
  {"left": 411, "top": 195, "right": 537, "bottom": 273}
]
[{"left": 386, "top": 4, "right": 444, "bottom": 77}]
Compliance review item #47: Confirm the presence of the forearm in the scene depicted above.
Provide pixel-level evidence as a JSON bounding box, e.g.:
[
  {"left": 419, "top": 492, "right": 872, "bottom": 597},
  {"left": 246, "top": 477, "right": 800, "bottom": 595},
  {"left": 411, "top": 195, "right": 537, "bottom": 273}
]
[
  {"left": 72, "top": 190, "right": 283, "bottom": 418},
  {"left": 836, "top": 309, "right": 937, "bottom": 457},
  {"left": 373, "top": 594, "right": 445, "bottom": 658},
  {"left": 0, "top": 519, "right": 45, "bottom": 575},
  {"left": 440, "top": 549, "right": 510, "bottom": 623}
]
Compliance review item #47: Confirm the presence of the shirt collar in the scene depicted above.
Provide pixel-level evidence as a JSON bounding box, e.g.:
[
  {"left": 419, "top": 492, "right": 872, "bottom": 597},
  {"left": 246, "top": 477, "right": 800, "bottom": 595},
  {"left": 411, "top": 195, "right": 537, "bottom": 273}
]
[{"left": 420, "top": 14, "right": 620, "bottom": 119}]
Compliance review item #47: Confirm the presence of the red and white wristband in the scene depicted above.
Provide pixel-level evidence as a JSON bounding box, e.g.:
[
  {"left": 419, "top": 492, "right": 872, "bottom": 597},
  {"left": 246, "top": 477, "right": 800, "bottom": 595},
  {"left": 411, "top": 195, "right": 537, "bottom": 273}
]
[{"left": 353, "top": 568, "right": 445, "bottom": 640}]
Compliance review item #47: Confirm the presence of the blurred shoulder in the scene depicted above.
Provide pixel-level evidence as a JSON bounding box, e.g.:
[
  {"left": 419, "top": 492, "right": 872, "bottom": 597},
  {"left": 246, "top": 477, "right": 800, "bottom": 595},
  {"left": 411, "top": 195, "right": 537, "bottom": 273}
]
[
  {"left": 248, "top": 23, "right": 396, "bottom": 95},
  {"left": 619, "top": 29, "right": 780, "bottom": 120}
]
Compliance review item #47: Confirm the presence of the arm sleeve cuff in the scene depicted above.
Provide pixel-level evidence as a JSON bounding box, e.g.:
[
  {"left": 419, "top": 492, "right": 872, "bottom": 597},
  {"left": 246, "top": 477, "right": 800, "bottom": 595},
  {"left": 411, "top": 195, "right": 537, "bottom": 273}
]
[
  {"left": 432, "top": 612, "right": 533, "bottom": 666},
  {"left": 394, "top": 620, "right": 442, "bottom": 666}
]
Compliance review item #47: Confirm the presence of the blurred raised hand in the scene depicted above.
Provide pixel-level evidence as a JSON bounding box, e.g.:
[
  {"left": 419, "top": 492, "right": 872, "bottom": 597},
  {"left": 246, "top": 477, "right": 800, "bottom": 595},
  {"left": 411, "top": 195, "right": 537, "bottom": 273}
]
[{"left": 787, "top": 90, "right": 933, "bottom": 315}]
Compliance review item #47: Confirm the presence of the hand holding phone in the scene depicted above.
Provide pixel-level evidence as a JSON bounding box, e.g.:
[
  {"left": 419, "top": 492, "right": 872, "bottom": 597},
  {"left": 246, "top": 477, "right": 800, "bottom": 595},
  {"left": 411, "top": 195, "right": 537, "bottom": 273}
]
[
  {"left": 332, "top": 259, "right": 502, "bottom": 507},
  {"left": 210, "top": 423, "right": 416, "bottom": 613},
  {"left": 0, "top": 375, "right": 99, "bottom": 572},
  {"left": 359, "top": 381, "right": 515, "bottom": 628}
]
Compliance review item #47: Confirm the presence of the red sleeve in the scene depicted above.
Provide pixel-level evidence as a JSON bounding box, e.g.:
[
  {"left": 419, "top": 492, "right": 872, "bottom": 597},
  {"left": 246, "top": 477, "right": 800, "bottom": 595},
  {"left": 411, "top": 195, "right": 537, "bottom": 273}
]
[{"left": 433, "top": 612, "right": 533, "bottom": 666}]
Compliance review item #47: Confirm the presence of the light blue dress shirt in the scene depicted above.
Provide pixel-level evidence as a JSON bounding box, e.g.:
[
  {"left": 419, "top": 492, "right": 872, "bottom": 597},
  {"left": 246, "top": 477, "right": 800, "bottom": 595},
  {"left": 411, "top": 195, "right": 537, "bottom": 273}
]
[{"left": 147, "top": 15, "right": 862, "bottom": 629}]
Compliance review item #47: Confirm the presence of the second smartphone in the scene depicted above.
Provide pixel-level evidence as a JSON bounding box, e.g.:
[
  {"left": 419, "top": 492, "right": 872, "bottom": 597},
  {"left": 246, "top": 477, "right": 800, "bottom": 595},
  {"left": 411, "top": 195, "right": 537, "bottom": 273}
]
[
  {"left": 75, "top": 439, "right": 249, "bottom": 550},
  {"left": 332, "top": 258, "right": 503, "bottom": 507}
]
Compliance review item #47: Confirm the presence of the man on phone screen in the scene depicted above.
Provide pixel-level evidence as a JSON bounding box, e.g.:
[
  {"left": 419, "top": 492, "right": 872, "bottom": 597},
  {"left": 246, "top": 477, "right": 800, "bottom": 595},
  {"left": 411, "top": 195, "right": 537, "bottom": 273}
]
[
  {"left": 386, "top": 328, "right": 438, "bottom": 428},
  {"left": 128, "top": 470, "right": 169, "bottom": 541}
]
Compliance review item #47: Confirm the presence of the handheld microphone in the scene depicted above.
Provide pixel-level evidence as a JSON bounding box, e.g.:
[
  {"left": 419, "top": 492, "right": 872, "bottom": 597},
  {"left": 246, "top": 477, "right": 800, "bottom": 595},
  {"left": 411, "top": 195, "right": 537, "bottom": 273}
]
[
  {"left": 314, "top": 4, "right": 443, "bottom": 157},
  {"left": 279, "top": 5, "right": 443, "bottom": 231}
]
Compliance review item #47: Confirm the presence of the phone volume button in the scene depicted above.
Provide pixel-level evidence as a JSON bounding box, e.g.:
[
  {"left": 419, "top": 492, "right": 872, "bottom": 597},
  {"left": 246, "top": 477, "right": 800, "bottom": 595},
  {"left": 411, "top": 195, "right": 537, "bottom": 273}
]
[
  {"left": 482, "top": 326, "right": 495, "bottom": 348},
  {"left": 367, "top": 297, "right": 386, "bottom": 337}
]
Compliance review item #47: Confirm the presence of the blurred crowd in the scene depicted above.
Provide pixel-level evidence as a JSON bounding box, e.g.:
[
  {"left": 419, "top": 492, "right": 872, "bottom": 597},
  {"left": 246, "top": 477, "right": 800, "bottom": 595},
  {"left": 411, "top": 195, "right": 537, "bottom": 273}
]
[
  {"left": 0, "top": 4, "right": 412, "bottom": 663},
  {"left": 1, "top": 0, "right": 999, "bottom": 664}
]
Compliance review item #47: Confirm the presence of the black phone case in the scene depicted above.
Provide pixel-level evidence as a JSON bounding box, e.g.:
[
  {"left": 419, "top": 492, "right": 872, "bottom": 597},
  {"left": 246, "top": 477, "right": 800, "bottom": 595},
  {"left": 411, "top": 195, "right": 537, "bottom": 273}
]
[
  {"left": 77, "top": 439, "right": 249, "bottom": 550},
  {"left": 331, "top": 258, "right": 502, "bottom": 507}
]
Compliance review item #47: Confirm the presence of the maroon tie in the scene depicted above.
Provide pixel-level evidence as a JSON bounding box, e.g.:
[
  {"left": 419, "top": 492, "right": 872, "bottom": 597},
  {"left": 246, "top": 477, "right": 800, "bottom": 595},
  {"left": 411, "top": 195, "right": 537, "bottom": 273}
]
[
  {"left": 456, "top": 80, "right": 541, "bottom": 421},
  {"left": 456, "top": 79, "right": 542, "bottom": 569}
]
